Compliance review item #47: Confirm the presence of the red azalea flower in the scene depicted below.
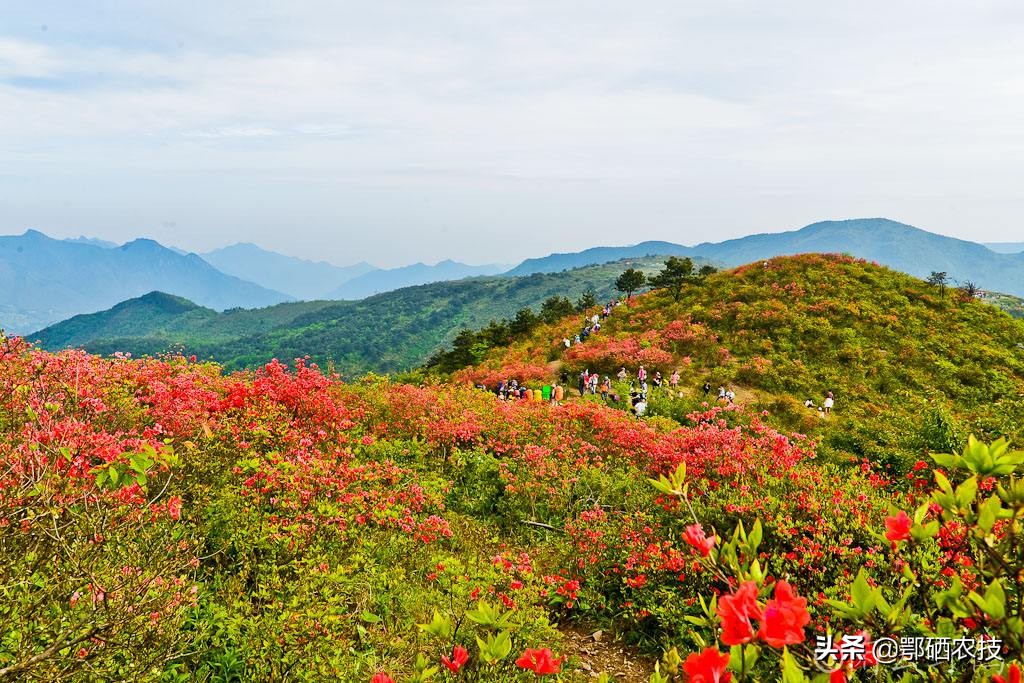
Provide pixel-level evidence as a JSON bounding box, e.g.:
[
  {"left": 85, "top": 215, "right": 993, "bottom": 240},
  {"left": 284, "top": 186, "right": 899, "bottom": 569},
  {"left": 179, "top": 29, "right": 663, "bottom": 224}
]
[
  {"left": 371, "top": 674, "right": 395, "bottom": 683},
  {"left": 758, "top": 581, "right": 810, "bottom": 647},
  {"left": 830, "top": 669, "right": 848, "bottom": 682},
  {"left": 441, "top": 645, "right": 469, "bottom": 673},
  {"left": 683, "top": 647, "right": 732, "bottom": 683},
  {"left": 717, "top": 581, "right": 762, "bottom": 645},
  {"left": 683, "top": 523, "right": 716, "bottom": 556},
  {"left": 167, "top": 495, "right": 183, "bottom": 520},
  {"left": 884, "top": 511, "right": 912, "bottom": 542},
  {"left": 993, "top": 662, "right": 1022, "bottom": 683},
  {"left": 516, "top": 648, "right": 564, "bottom": 675}
]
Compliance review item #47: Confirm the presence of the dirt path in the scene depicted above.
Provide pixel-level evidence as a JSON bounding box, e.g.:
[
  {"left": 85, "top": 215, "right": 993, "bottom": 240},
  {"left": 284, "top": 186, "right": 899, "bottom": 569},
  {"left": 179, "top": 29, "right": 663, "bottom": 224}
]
[{"left": 562, "top": 625, "right": 653, "bottom": 681}]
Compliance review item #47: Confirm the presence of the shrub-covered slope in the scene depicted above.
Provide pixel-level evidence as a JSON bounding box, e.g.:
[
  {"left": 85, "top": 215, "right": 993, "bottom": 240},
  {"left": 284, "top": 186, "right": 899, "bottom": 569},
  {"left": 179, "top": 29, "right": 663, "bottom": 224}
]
[
  {"left": 0, "top": 337, "right": 905, "bottom": 681},
  {"left": 452, "top": 254, "right": 1024, "bottom": 464}
]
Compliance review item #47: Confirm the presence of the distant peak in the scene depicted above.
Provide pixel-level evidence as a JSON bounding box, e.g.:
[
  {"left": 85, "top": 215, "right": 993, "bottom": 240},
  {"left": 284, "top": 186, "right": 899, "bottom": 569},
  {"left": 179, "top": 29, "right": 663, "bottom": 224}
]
[
  {"left": 22, "top": 228, "right": 49, "bottom": 239},
  {"left": 802, "top": 217, "right": 913, "bottom": 232},
  {"left": 120, "top": 237, "right": 164, "bottom": 250}
]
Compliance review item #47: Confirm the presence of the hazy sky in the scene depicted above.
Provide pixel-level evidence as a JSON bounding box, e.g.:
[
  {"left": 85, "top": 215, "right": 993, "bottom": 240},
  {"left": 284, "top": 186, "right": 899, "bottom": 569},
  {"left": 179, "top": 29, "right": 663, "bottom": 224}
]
[{"left": 2, "top": 2, "right": 1023, "bottom": 267}]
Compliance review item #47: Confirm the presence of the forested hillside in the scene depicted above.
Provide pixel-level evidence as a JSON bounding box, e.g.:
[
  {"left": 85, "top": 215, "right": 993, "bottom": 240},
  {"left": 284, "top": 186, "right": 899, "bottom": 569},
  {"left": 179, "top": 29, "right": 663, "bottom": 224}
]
[{"left": 31, "top": 258, "right": 674, "bottom": 374}]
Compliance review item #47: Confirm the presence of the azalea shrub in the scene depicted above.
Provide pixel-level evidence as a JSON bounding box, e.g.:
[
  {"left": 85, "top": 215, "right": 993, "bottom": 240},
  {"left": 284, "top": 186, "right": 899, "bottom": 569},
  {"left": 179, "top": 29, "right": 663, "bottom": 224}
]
[
  {"left": 448, "top": 254, "right": 1024, "bottom": 471},
  {"left": 2, "top": 327, "right": 1024, "bottom": 682},
  {"left": 647, "top": 438, "right": 1024, "bottom": 682}
]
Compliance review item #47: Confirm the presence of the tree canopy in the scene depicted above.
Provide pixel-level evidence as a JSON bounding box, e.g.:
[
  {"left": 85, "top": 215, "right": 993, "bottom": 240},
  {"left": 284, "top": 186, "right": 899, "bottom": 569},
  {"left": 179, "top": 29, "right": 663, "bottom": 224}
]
[{"left": 615, "top": 268, "right": 647, "bottom": 298}]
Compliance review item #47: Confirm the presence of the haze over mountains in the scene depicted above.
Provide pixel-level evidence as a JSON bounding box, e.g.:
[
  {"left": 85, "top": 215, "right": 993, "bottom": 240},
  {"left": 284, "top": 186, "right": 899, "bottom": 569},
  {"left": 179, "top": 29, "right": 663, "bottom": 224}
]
[
  {"left": 324, "top": 260, "right": 509, "bottom": 300},
  {"left": 513, "top": 219, "right": 1024, "bottom": 298},
  {"left": 200, "top": 243, "right": 376, "bottom": 300},
  {"left": 6, "top": 217, "right": 1024, "bottom": 341},
  {"left": 986, "top": 242, "right": 1024, "bottom": 255},
  {"left": 0, "top": 232, "right": 509, "bottom": 333},
  {"left": 0, "top": 230, "right": 291, "bottom": 333}
]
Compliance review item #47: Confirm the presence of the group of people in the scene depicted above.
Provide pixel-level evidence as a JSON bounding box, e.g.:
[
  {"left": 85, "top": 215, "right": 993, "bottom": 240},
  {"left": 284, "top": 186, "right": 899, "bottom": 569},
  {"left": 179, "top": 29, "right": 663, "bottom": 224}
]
[
  {"left": 494, "top": 378, "right": 567, "bottom": 403},
  {"left": 804, "top": 390, "right": 836, "bottom": 417},
  {"left": 562, "top": 301, "right": 620, "bottom": 348}
]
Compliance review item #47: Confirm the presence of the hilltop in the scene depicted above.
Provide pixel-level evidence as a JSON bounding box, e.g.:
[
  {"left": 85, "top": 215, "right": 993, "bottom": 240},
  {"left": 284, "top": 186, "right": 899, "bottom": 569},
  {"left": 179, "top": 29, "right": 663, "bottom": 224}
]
[{"left": 450, "top": 253, "right": 1024, "bottom": 464}]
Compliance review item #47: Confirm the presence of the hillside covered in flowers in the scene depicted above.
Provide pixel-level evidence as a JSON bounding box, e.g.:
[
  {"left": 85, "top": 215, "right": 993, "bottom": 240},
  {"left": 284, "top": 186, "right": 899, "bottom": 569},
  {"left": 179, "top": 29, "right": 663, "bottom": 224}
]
[
  {"left": 454, "top": 254, "right": 1024, "bottom": 468},
  {"left": 3, "top": 254, "right": 1024, "bottom": 682}
]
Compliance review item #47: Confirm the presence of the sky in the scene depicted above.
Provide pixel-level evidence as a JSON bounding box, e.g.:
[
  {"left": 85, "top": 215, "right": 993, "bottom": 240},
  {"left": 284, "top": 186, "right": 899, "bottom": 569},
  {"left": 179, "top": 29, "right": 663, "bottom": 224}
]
[{"left": 2, "top": 1, "right": 1023, "bottom": 268}]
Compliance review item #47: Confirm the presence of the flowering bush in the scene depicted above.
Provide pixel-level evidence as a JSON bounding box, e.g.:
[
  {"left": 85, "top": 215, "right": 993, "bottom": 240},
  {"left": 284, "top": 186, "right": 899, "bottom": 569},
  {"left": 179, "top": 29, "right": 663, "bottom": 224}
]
[
  {"left": 647, "top": 437, "right": 1024, "bottom": 682},
  {"left": 2, "top": 318, "right": 1023, "bottom": 681}
]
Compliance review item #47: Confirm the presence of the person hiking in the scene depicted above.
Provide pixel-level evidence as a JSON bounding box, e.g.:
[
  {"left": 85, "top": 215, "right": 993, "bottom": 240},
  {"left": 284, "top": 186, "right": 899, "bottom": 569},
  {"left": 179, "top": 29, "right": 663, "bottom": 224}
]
[
  {"left": 632, "top": 393, "right": 648, "bottom": 417},
  {"left": 589, "top": 373, "right": 599, "bottom": 394},
  {"left": 563, "top": 337, "right": 571, "bottom": 348},
  {"left": 601, "top": 376, "right": 611, "bottom": 399},
  {"left": 638, "top": 365, "right": 647, "bottom": 383},
  {"left": 725, "top": 388, "right": 736, "bottom": 404},
  {"left": 617, "top": 367, "right": 628, "bottom": 381},
  {"left": 823, "top": 391, "right": 834, "bottom": 415},
  {"left": 670, "top": 370, "right": 680, "bottom": 388},
  {"left": 579, "top": 371, "right": 587, "bottom": 396},
  {"left": 652, "top": 371, "right": 663, "bottom": 389},
  {"left": 701, "top": 381, "right": 711, "bottom": 397},
  {"left": 717, "top": 386, "right": 726, "bottom": 402}
]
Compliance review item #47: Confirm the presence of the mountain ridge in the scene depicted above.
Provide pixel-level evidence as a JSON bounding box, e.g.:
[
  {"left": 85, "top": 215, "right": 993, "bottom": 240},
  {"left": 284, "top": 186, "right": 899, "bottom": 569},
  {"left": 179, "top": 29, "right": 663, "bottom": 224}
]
[
  {"left": 325, "top": 260, "right": 510, "bottom": 300},
  {"left": 200, "top": 242, "right": 377, "bottom": 300},
  {"left": 509, "top": 218, "right": 1024, "bottom": 297},
  {"left": 0, "top": 230, "right": 292, "bottom": 334}
]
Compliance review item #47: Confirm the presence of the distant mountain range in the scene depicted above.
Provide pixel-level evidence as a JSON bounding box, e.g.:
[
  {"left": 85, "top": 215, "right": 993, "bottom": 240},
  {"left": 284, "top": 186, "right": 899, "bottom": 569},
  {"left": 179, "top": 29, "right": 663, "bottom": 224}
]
[
  {"left": 200, "top": 242, "right": 376, "bottom": 300},
  {"left": 7, "top": 217, "right": 1024, "bottom": 340},
  {"left": 506, "top": 241, "right": 694, "bottom": 276},
  {"left": 986, "top": 242, "right": 1024, "bottom": 255},
  {"left": 325, "top": 260, "right": 509, "bottom": 300},
  {"left": 0, "top": 230, "right": 292, "bottom": 333},
  {"left": 509, "top": 218, "right": 1024, "bottom": 297},
  {"left": 0, "top": 231, "right": 518, "bottom": 333}
]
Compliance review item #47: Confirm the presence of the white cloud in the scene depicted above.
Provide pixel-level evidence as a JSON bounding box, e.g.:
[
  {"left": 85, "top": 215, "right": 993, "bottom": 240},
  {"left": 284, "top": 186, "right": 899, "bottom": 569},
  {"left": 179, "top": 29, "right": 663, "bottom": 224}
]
[{"left": 1, "top": 1, "right": 1024, "bottom": 265}]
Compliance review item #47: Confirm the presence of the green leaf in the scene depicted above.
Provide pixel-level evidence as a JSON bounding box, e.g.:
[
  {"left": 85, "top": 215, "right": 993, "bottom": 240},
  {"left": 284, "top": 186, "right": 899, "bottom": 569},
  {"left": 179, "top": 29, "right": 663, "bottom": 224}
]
[
  {"left": 978, "top": 495, "right": 1001, "bottom": 532},
  {"left": 748, "top": 519, "right": 763, "bottom": 552},
  {"left": 933, "top": 470, "right": 954, "bottom": 494},
  {"left": 984, "top": 579, "right": 1006, "bottom": 620},
  {"left": 781, "top": 648, "right": 806, "bottom": 683},
  {"left": 418, "top": 612, "right": 453, "bottom": 639},
  {"left": 851, "top": 570, "right": 871, "bottom": 609},
  {"left": 955, "top": 476, "right": 978, "bottom": 508}
]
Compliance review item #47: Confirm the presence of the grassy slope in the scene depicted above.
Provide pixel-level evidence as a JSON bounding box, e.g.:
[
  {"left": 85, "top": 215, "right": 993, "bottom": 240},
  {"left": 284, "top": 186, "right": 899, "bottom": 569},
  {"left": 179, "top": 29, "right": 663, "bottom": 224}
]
[
  {"left": 458, "top": 253, "right": 1024, "bottom": 463},
  {"left": 34, "top": 257, "right": 673, "bottom": 374}
]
